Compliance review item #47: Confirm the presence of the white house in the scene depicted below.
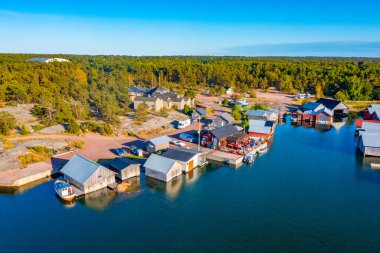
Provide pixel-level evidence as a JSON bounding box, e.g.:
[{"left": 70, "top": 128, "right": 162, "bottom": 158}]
[{"left": 161, "top": 148, "right": 206, "bottom": 173}]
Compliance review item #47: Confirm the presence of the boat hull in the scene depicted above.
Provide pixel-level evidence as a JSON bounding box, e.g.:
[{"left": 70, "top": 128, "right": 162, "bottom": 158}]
[{"left": 54, "top": 180, "right": 76, "bottom": 202}]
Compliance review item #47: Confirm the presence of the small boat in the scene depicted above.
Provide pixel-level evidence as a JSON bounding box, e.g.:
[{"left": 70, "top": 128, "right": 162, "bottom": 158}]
[
  {"left": 243, "top": 154, "right": 255, "bottom": 164},
  {"left": 371, "top": 163, "right": 380, "bottom": 169},
  {"left": 54, "top": 180, "right": 76, "bottom": 202},
  {"left": 257, "top": 145, "right": 268, "bottom": 154}
]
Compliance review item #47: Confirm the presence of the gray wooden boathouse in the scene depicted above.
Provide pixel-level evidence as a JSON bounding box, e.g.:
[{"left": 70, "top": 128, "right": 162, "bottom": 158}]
[
  {"left": 108, "top": 157, "right": 140, "bottom": 180},
  {"left": 60, "top": 154, "right": 116, "bottom": 194}
]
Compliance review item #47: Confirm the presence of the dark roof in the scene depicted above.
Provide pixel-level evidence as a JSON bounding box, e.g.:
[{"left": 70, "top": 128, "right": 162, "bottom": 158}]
[
  {"left": 219, "top": 112, "right": 234, "bottom": 123},
  {"left": 109, "top": 158, "right": 138, "bottom": 171},
  {"left": 264, "top": 120, "right": 275, "bottom": 127},
  {"left": 316, "top": 98, "right": 345, "bottom": 110},
  {"left": 226, "top": 133, "right": 247, "bottom": 142},
  {"left": 134, "top": 96, "right": 159, "bottom": 102},
  {"left": 146, "top": 85, "right": 170, "bottom": 96},
  {"left": 210, "top": 124, "right": 239, "bottom": 139},
  {"left": 128, "top": 86, "right": 147, "bottom": 94},
  {"left": 161, "top": 148, "right": 200, "bottom": 162}
]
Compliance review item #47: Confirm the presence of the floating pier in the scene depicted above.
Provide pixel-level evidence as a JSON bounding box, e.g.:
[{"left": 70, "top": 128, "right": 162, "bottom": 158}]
[{"left": 207, "top": 151, "right": 244, "bottom": 167}]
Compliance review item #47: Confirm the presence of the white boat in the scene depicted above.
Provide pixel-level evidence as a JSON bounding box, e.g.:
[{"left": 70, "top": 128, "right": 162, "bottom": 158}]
[
  {"left": 243, "top": 154, "right": 255, "bottom": 163},
  {"left": 257, "top": 143, "right": 268, "bottom": 154},
  {"left": 54, "top": 180, "right": 76, "bottom": 202}
]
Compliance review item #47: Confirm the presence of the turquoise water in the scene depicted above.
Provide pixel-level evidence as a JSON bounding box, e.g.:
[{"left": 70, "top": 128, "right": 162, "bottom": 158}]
[{"left": 2, "top": 119, "right": 380, "bottom": 253}]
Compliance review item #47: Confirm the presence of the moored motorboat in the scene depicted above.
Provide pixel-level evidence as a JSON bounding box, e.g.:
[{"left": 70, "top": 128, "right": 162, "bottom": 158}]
[
  {"left": 54, "top": 180, "right": 76, "bottom": 202},
  {"left": 257, "top": 143, "right": 268, "bottom": 154},
  {"left": 243, "top": 154, "right": 255, "bottom": 164}
]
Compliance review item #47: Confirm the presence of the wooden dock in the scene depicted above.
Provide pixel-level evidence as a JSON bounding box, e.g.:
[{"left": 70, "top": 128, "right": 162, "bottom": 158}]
[
  {"left": 71, "top": 185, "right": 85, "bottom": 197},
  {"left": 207, "top": 151, "right": 244, "bottom": 167},
  {"left": 247, "top": 142, "right": 268, "bottom": 156},
  {"left": 107, "top": 182, "right": 118, "bottom": 190}
]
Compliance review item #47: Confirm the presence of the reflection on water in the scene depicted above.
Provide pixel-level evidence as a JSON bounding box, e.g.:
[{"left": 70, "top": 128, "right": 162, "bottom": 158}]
[
  {"left": 146, "top": 175, "right": 183, "bottom": 199},
  {"left": 145, "top": 166, "right": 211, "bottom": 199},
  {"left": 78, "top": 187, "right": 118, "bottom": 211},
  {"left": 77, "top": 177, "right": 142, "bottom": 211},
  {"left": 0, "top": 176, "right": 52, "bottom": 196},
  {"left": 360, "top": 155, "right": 380, "bottom": 169}
]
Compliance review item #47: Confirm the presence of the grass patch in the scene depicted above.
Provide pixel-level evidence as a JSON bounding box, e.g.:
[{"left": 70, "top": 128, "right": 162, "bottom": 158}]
[
  {"left": 18, "top": 146, "right": 52, "bottom": 168},
  {"left": 1, "top": 138, "right": 15, "bottom": 149},
  {"left": 68, "top": 140, "right": 84, "bottom": 149},
  {"left": 345, "top": 101, "right": 375, "bottom": 111}
]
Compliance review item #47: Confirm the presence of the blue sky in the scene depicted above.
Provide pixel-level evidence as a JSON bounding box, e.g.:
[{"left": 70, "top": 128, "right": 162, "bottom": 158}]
[{"left": 1, "top": 0, "right": 380, "bottom": 56}]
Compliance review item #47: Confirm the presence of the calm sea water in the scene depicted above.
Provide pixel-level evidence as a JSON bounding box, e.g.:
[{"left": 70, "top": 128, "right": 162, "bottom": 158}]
[{"left": 2, "top": 119, "right": 380, "bottom": 253}]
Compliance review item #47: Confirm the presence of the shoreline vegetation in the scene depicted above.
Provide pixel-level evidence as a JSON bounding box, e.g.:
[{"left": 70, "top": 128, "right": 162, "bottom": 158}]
[{"left": 0, "top": 54, "right": 378, "bottom": 139}]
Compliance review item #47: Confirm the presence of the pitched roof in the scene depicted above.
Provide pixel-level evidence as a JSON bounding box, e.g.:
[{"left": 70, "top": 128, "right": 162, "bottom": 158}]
[
  {"left": 316, "top": 107, "right": 333, "bottom": 116},
  {"left": 316, "top": 98, "right": 347, "bottom": 110},
  {"left": 161, "top": 148, "right": 200, "bottom": 162},
  {"left": 368, "top": 105, "right": 380, "bottom": 119},
  {"left": 360, "top": 132, "right": 380, "bottom": 148},
  {"left": 248, "top": 120, "right": 273, "bottom": 134},
  {"left": 303, "top": 110, "right": 317, "bottom": 116},
  {"left": 146, "top": 86, "right": 170, "bottom": 96},
  {"left": 361, "top": 122, "right": 380, "bottom": 133},
  {"left": 108, "top": 157, "right": 139, "bottom": 171},
  {"left": 60, "top": 154, "right": 108, "bottom": 185},
  {"left": 210, "top": 124, "right": 239, "bottom": 139},
  {"left": 226, "top": 133, "right": 247, "bottom": 142},
  {"left": 219, "top": 112, "right": 234, "bottom": 123},
  {"left": 128, "top": 86, "right": 147, "bottom": 94},
  {"left": 196, "top": 108, "right": 207, "bottom": 116},
  {"left": 144, "top": 153, "right": 178, "bottom": 174},
  {"left": 303, "top": 102, "right": 323, "bottom": 111},
  {"left": 134, "top": 96, "right": 159, "bottom": 102},
  {"left": 148, "top": 135, "right": 171, "bottom": 146},
  {"left": 245, "top": 109, "right": 275, "bottom": 117}
]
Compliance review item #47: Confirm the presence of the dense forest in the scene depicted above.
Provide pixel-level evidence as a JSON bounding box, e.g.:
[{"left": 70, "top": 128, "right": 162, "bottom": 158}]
[{"left": 0, "top": 54, "right": 379, "bottom": 126}]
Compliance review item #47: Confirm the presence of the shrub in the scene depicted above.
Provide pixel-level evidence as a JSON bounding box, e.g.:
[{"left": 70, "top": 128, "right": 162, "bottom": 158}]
[
  {"left": 67, "top": 119, "right": 80, "bottom": 134},
  {"left": 134, "top": 102, "right": 149, "bottom": 123},
  {"left": 301, "top": 99, "right": 310, "bottom": 106},
  {"left": 183, "top": 105, "right": 193, "bottom": 115},
  {"left": 32, "top": 124, "right": 44, "bottom": 131},
  {"left": 19, "top": 125, "right": 31, "bottom": 135},
  {"left": 159, "top": 107, "right": 168, "bottom": 117},
  {"left": 249, "top": 91, "right": 257, "bottom": 98},
  {"left": 335, "top": 91, "right": 348, "bottom": 101},
  {"left": 0, "top": 111, "right": 17, "bottom": 136},
  {"left": 232, "top": 110, "right": 242, "bottom": 121},
  {"left": 68, "top": 140, "right": 84, "bottom": 149},
  {"left": 252, "top": 103, "right": 268, "bottom": 110},
  {"left": 98, "top": 123, "right": 113, "bottom": 136}
]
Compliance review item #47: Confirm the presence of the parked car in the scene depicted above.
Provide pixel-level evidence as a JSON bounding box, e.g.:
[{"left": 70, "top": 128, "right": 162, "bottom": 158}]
[
  {"left": 179, "top": 133, "right": 195, "bottom": 143},
  {"left": 170, "top": 140, "right": 186, "bottom": 147},
  {"left": 115, "top": 148, "right": 126, "bottom": 156}
]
